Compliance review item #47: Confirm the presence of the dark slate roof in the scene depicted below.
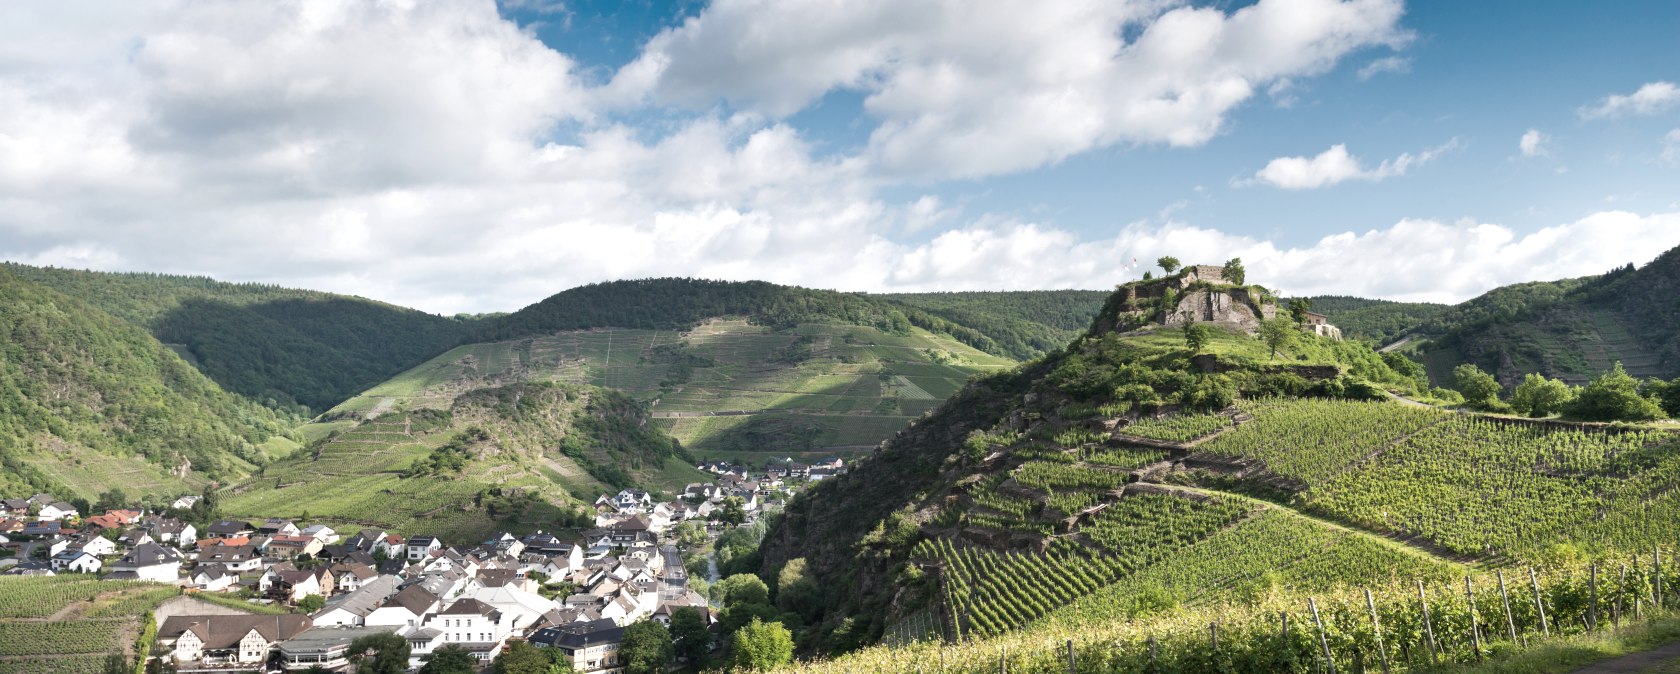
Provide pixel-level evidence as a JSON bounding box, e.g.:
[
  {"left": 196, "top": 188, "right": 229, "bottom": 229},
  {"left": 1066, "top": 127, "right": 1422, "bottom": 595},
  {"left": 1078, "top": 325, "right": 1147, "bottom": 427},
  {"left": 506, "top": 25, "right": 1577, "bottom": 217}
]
[
  {"left": 120, "top": 543, "right": 181, "bottom": 567},
  {"left": 529, "top": 618, "right": 624, "bottom": 649}
]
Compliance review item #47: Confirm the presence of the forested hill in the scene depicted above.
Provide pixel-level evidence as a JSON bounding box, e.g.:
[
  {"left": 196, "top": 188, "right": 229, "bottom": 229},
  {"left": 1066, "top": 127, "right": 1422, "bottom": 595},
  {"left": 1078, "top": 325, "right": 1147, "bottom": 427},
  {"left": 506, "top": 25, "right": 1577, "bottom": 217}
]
[
  {"left": 0, "top": 267, "right": 295, "bottom": 501},
  {"left": 3, "top": 263, "right": 478, "bottom": 413},
  {"left": 1407, "top": 246, "right": 1680, "bottom": 384},
  {"left": 1296, "top": 295, "right": 1447, "bottom": 345},
  {"left": 476, "top": 278, "right": 1093, "bottom": 362},
  {"left": 877, "top": 290, "right": 1109, "bottom": 360}
]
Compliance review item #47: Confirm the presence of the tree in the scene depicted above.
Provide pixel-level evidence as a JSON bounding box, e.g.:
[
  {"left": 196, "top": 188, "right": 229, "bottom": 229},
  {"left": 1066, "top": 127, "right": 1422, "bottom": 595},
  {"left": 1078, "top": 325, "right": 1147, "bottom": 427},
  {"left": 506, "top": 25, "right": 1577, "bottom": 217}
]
[
  {"left": 1287, "top": 298, "right": 1313, "bottom": 324},
  {"left": 718, "top": 573, "right": 770, "bottom": 607},
  {"left": 1451, "top": 364, "right": 1503, "bottom": 408},
  {"left": 491, "top": 642, "right": 552, "bottom": 674},
  {"left": 94, "top": 488, "right": 130, "bottom": 513},
  {"left": 1222, "top": 257, "right": 1246, "bottom": 285},
  {"left": 1182, "top": 324, "right": 1213, "bottom": 353},
  {"left": 349, "top": 633, "right": 411, "bottom": 674},
  {"left": 621, "top": 620, "right": 674, "bottom": 674},
  {"left": 297, "top": 594, "right": 325, "bottom": 613},
  {"left": 670, "top": 607, "right": 711, "bottom": 664},
  {"left": 671, "top": 520, "right": 707, "bottom": 549},
  {"left": 713, "top": 496, "right": 747, "bottom": 526},
  {"left": 731, "top": 618, "right": 794, "bottom": 671},
  {"left": 1566, "top": 362, "right": 1666, "bottom": 422},
  {"left": 418, "top": 645, "right": 477, "bottom": 674},
  {"left": 775, "top": 558, "right": 822, "bottom": 622},
  {"left": 1510, "top": 373, "right": 1576, "bottom": 418},
  {"left": 1157, "top": 256, "right": 1182, "bottom": 275},
  {"left": 1643, "top": 378, "right": 1680, "bottom": 419},
  {"left": 1258, "top": 319, "right": 1297, "bottom": 359}
]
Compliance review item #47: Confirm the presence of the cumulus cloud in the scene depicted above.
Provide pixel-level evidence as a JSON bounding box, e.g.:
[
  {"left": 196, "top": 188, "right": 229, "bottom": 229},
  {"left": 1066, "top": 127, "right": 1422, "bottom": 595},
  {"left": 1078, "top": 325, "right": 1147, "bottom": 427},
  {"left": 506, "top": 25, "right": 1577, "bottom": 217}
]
[
  {"left": 1519, "top": 129, "right": 1548, "bottom": 157},
  {"left": 1579, "top": 81, "right": 1680, "bottom": 119},
  {"left": 0, "top": 1, "right": 1666, "bottom": 317},
  {"left": 1243, "top": 140, "right": 1459, "bottom": 190},
  {"left": 1356, "top": 55, "right": 1410, "bottom": 80},
  {"left": 612, "top": 0, "right": 1409, "bottom": 179}
]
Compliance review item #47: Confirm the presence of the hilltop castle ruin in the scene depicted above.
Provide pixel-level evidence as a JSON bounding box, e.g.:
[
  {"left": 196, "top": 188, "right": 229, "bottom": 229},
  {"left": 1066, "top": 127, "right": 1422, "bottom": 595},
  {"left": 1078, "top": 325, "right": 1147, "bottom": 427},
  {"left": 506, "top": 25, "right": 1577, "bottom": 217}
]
[{"left": 1094, "top": 263, "right": 1341, "bottom": 339}]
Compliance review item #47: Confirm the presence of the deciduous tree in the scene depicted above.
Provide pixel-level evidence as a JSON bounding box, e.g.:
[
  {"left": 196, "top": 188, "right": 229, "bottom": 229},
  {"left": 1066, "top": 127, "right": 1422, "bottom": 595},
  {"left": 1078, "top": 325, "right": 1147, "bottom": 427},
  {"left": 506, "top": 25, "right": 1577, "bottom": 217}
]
[{"left": 731, "top": 618, "right": 793, "bottom": 672}]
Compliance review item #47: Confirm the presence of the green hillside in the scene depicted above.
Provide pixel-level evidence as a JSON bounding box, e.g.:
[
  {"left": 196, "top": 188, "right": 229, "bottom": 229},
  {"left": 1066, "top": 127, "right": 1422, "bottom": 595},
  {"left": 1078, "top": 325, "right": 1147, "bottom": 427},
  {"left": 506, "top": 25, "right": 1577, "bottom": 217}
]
[
  {"left": 3, "top": 263, "right": 478, "bottom": 413},
  {"left": 223, "top": 381, "right": 705, "bottom": 541},
  {"left": 324, "top": 318, "right": 1013, "bottom": 460},
  {"left": 757, "top": 272, "right": 1680, "bottom": 665},
  {"left": 0, "top": 268, "right": 295, "bottom": 502},
  {"left": 1298, "top": 295, "right": 1448, "bottom": 345},
  {"left": 877, "top": 289, "right": 1109, "bottom": 360},
  {"left": 1375, "top": 248, "right": 1680, "bottom": 386}
]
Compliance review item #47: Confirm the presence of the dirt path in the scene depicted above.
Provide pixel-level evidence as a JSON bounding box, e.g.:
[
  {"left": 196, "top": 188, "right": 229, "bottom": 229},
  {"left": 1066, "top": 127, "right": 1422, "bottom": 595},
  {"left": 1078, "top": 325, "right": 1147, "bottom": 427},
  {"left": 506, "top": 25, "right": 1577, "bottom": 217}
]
[{"left": 1569, "top": 641, "right": 1680, "bottom": 673}]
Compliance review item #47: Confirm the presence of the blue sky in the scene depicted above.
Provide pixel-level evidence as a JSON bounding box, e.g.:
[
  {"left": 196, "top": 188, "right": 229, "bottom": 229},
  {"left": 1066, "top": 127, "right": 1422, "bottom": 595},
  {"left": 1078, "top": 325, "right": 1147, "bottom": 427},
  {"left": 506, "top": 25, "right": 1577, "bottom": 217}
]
[
  {"left": 504, "top": 0, "right": 1680, "bottom": 249},
  {"left": 0, "top": 0, "right": 1677, "bottom": 312}
]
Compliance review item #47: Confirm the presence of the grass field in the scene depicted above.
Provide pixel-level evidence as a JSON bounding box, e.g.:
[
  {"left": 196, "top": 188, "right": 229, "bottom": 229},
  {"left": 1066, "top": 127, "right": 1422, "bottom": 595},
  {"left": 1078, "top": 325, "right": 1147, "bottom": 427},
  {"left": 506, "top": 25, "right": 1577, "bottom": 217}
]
[{"left": 320, "top": 319, "right": 1014, "bottom": 458}]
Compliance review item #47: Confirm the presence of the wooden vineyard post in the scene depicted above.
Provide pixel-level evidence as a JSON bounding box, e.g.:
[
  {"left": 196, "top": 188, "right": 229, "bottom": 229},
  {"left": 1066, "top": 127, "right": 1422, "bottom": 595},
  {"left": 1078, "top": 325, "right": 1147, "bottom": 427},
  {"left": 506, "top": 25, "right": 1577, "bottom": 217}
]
[
  {"left": 1210, "top": 622, "right": 1218, "bottom": 651},
  {"left": 1365, "top": 589, "right": 1390, "bottom": 674},
  {"left": 1465, "top": 576, "right": 1483, "bottom": 662},
  {"left": 1148, "top": 634, "right": 1157, "bottom": 669},
  {"left": 1310, "top": 597, "right": 1338, "bottom": 674},
  {"left": 999, "top": 645, "right": 1006, "bottom": 674},
  {"left": 1590, "top": 564, "right": 1599, "bottom": 631},
  {"left": 1066, "top": 639, "right": 1076, "bottom": 674},
  {"left": 1498, "top": 570, "right": 1520, "bottom": 646},
  {"left": 1657, "top": 546, "right": 1665, "bottom": 610},
  {"left": 1417, "top": 580, "right": 1438, "bottom": 665},
  {"left": 1618, "top": 564, "right": 1628, "bottom": 627},
  {"left": 1530, "top": 567, "right": 1550, "bottom": 637}
]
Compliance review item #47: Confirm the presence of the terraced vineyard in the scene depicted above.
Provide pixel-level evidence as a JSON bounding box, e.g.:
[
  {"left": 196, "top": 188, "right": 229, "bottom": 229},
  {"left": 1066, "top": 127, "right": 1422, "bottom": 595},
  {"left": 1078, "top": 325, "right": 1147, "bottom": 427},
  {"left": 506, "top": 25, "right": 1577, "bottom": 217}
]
[
  {"left": 0, "top": 577, "right": 177, "bottom": 672},
  {"left": 226, "top": 383, "right": 705, "bottom": 540},
  {"left": 322, "top": 319, "right": 1012, "bottom": 458}
]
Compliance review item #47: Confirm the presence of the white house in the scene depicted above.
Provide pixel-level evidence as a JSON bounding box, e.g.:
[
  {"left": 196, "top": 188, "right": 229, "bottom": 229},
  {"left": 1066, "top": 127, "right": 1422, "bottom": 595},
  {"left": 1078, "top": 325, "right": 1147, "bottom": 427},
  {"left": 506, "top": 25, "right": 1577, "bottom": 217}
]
[
  {"left": 37, "top": 502, "right": 79, "bottom": 521},
  {"left": 425, "top": 598, "right": 512, "bottom": 663},
  {"left": 158, "top": 615, "right": 312, "bottom": 665},
  {"left": 75, "top": 535, "right": 117, "bottom": 558},
  {"left": 51, "top": 550, "right": 101, "bottom": 574},
  {"left": 110, "top": 543, "right": 183, "bottom": 582},
  {"left": 191, "top": 567, "right": 236, "bottom": 593},
  {"left": 407, "top": 535, "right": 442, "bottom": 561},
  {"left": 170, "top": 495, "right": 201, "bottom": 511},
  {"left": 198, "top": 544, "right": 263, "bottom": 573},
  {"left": 365, "top": 585, "right": 441, "bottom": 630},
  {"left": 301, "top": 524, "right": 339, "bottom": 544}
]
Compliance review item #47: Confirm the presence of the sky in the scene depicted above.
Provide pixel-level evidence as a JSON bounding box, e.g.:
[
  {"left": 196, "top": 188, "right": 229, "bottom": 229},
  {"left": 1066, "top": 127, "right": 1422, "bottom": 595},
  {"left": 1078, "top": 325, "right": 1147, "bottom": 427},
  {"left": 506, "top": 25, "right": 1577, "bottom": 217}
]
[{"left": 1, "top": 0, "right": 1678, "bottom": 315}]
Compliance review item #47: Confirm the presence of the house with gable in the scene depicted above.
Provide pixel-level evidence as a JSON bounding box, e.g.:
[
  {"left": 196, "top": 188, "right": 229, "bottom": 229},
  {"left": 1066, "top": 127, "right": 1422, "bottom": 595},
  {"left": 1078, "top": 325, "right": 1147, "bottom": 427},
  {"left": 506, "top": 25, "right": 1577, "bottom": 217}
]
[
  {"left": 51, "top": 549, "right": 101, "bottom": 574},
  {"left": 190, "top": 566, "right": 236, "bottom": 593},
  {"left": 407, "top": 535, "right": 442, "bottom": 561},
  {"left": 37, "top": 502, "right": 79, "bottom": 521},
  {"left": 158, "top": 614, "right": 312, "bottom": 666},
  {"left": 365, "top": 584, "right": 440, "bottom": 630},
  {"left": 529, "top": 618, "right": 626, "bottom": 674},
  {"left": 313, "top": 575, "right": 401, "bottom": 627},
  {"left": 108, "top": 542, "right": 182, "bottom": 582}
]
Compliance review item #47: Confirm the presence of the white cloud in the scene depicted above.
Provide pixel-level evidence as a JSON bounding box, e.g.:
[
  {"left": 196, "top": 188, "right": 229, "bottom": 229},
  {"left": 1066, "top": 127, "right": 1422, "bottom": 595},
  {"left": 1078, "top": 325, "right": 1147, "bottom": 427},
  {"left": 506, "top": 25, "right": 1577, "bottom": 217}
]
[
  {"left": 1244, "top": 139, "right": 1459, "bottom": 190},
  {"left": 1663, "top": 129, "right": 1680, "bottom": 166},
  {"left": 1519, "top": 128, "right": 1548, "bottom": 157},
  {"left": 612, "top": 0, "right": 1409, "bottom": 179},
  {"left": 1579, "top": 81, "right": 1680, "bottom": 119},
  {"left": 1, "top": 1, "right": 1669, "bottom": 318},
  {"left": 1356, "top": 55, "right": 1410, "bottom": 80}
]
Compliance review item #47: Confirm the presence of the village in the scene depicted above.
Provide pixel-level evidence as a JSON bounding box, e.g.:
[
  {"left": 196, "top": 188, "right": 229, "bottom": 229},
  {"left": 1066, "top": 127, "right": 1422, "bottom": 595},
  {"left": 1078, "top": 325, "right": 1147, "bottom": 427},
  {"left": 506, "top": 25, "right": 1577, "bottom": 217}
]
[{"left": 0, "top": 456, "right": 847, "bottom": 673}]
